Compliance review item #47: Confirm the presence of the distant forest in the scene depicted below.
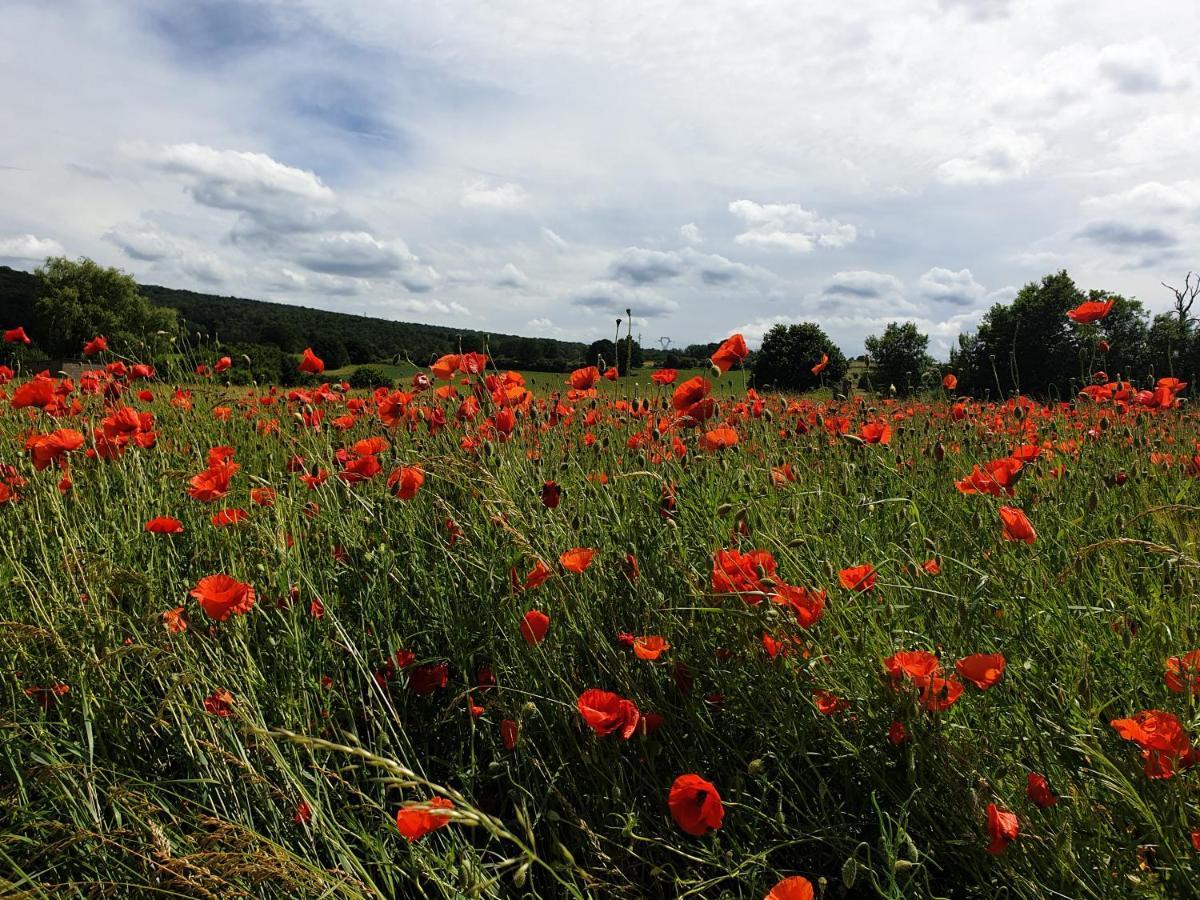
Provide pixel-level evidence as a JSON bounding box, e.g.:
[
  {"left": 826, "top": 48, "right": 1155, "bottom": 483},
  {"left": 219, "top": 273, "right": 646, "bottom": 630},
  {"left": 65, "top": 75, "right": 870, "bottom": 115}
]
[{"left": 0, "top": 264, "right": 590, "bottom": 373}]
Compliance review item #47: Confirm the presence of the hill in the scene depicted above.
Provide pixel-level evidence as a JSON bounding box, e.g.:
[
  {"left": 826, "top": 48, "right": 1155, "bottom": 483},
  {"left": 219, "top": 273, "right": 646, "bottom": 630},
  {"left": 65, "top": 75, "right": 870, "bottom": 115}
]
[{"left": 0, "top": 265, "right": 588, "bottom": 373}]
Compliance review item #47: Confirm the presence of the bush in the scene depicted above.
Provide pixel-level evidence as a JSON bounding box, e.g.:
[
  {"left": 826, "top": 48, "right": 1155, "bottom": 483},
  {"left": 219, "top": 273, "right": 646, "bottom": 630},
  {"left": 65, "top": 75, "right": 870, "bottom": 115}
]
[{"left": 347, "top": 366, "right": 393, "bottom": 389}]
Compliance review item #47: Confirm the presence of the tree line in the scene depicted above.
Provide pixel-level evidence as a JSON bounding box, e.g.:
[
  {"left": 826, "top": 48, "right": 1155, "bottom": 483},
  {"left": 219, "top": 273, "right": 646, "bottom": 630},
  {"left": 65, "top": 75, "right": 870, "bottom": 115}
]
[
  {"left": 750, "top": 270, "right": 1199, "bottom": 398},
  {"left": 2, "top": 259, "right": 1196, "bottom": 397}
]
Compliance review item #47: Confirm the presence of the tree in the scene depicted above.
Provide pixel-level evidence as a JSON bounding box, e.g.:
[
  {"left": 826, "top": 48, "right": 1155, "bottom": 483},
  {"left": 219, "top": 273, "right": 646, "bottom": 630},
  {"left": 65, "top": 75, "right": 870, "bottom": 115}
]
[
  {"left": 752, "top": 322, "right": 847, "bottom": 392},
  {"left": 35, "top": 257, "right": 177, "bottom": 358},
  {"left": 586, "top": 338, "right": 643, "bottom": 375},
  {"left": 950, "top": 270, "right": 1148, "bottom": 398},
  {"left": 864, "top": 322, "right": 933, "bottom": 395}
]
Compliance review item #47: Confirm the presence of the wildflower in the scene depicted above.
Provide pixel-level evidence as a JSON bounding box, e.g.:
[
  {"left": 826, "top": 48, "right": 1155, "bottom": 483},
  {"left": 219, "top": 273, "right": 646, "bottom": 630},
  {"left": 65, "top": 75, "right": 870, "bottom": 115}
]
[{"left": 668, "top": 774, "right": 724, "bottom": 836}]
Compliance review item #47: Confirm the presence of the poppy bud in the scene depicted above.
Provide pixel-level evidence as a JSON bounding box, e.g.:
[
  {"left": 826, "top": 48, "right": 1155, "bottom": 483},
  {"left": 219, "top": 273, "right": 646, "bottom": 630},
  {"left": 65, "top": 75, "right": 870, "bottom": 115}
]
[
  {"left": 512, "top": 863, "right": 529, "bottom": 888},
  {"left": 843, "top": 856, "right": 859, "bottom": 889},
  {"left": 747, "top": 758, "right": 765, "bottom": 775},
  {"left": 1087, "top": 490, "right": 1098, "bottom": 512}
]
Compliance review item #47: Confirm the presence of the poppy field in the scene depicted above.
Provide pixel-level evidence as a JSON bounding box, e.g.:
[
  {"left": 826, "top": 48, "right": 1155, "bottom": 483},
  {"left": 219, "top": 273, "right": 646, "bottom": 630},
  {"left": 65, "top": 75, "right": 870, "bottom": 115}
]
[{"left": 3, "top": 332, "right": 1200, "bottom": 899}]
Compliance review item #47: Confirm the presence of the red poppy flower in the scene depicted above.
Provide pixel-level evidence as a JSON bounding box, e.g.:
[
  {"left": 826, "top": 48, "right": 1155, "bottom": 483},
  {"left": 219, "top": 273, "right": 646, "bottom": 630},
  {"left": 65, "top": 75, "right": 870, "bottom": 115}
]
[
  {"left": 203, "top": 689, "right": 234, "bottom": 717},
  {"left": 671, "top": 376, "right": 715, "bottom": 424},
  {"left": 387, "top": 465, "right": 425, "bottom": 500},
  {"left": 710, "top": 333, "right": 749, "bottom": 374},
  {"left": 80, "top": 335, "right": 107, "bottom": 357},
  {"left": 651, "top": 368, "right": 677, "bottom": 385},
  {"left": 1026, "top": 772, "right": 1058, "bottom": 808},
  {"left": 10, "top": 376, "right": 55, "bottom": 410},
  {"left": 146, "top": 516, "right": 184, "bottom": 534},
  {"left": 294, "top": 802, "right": 312, "bottom": 824},
  {"left": 701, "top": 425, "right": 739, "bottom": 451},
  {"left": 1165, "top": 650, "right": 1200, "bottom": 694},
  {"left": 986, "top": 803, "right": 1018, "bottom": 855},
  {"left": 298, "top": 347, "right": 325, "bottom": 374},
  {"left": 520, "top": 609, "right": 550, "bottom": 646},
  {"left": 408, "top": 662, "right": 449, "bottom": 695},
  {"left": 541, "top": 480, "right": 561, "bottom": 508},
  {"left": 519, "top": 560, "right": 552, "bottom": 590},
  {"left": 190, "top": 574, "right": 255, "bottom": 621},
  {"left": 577, "top": 688, "right": 640, "bottom": 739},
  {"left": 632, "top": 635, "right": 670, "bottom": 660},
  {"left": 25, "top": 429, "right": 85, "bottom": 471},
  {"left": 884, "top": 650, "right": 940, "bottom": 688},
  {"left": 188, "top": 462, "right": 238, "bottom": 502},
  {"left": 668, "top": 773, "right": 724, "bottom": 836},
  {"left": 210, "top": 508, "right": 248, "bottom": 527},
  {"left": 395, "top": 796, "right": 454, "bottom": 842},
  {"left": 811, "top": 353, "right": 828, "bottom": 375},
  {"left": 999, "top": 506, "right": 1036, "bottom": 543},
  {"left": 765, "top": 876, "right": 814, "bottom": 900},
  {"left": 814, "top": 690, "right": 849, "bottom": 715},
  {"left": 942, "top": 373, "right": 957, "bottom": 390},
  {"left": 838, "top": 564, "right": 876, "bottom": 592},
  {"left": 888, "top": 720, "right": 909, "bottom": 745},
  {"left": 712, "top": 547, "right": 777, "bottom": 599},
  {"left": 955, "top": 653, "right": 1006, "bottom": 690},
  {"left": 955, "top": 457, "right": 1023, "bottom": 496},
  {"left": 569, "top": 366, "right": 601, "bottom": 391},
  {"left": 858, "top": 422, "right": 891, "bottom": 445},
  {"left": 559, "top": 547, "right": 596, "bottom": 573},
  {"left": 1066, "top": 299, "right": 1113, "bottom": 324},
  {"left": 162, "top": 606, "right": 188, "bottom": 633},
  {"left": 919, "top": 675, "right": 964, "bottom": 711},
  {"left": 1111, "top": 709, "right": 1200, "bottom": 778},
  {"left": 4, "top": 326, "right": 31, "bottom": 345},
  {"left": 501, "top": 719, "right": 519, "bottom": 750}
]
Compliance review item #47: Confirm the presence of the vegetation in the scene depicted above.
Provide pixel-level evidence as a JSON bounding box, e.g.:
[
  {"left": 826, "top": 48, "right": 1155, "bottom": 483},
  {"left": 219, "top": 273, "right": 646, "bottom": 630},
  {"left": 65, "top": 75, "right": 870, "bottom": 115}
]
[
  {"left": 753, "top": 322, "right": 847, "bottom": 391},
  {"left": 4, "top": 324, "right": 1200, "bottom": 897},
  {"left": 0, "top": 261, "right": 589, "bottom": 379},
  {"left": 864, "top": 321, "right": 935, "bottom": 396}
]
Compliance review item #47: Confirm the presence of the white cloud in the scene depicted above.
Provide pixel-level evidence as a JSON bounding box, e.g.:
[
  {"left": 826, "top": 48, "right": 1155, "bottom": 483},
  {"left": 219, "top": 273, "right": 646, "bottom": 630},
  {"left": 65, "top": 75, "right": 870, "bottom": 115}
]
[
  {"left": 393, "top": 297, "right": 470, "bottom": 317},
  {"left": 823, "top": 270, "right": 904, "bottom": 299},
  {"left": 0, "top": 234, "right": 64, "bottom": 261},
  {"left": 460, "top": 178, "right": 528, "bottom": 209},
  {"left": 680, "top": 222, "right": 703, "bottom": 244},
  {"left": 917, "top": 267, "right": 988, "bottom": 307},
  {"left": 137, "top": 142, "right": 338, "bottom": 232},
  {"left": 937, "top": 131, "right": 1045, "bottom": 185},
  {"left": 495, "top": 262, "right": 529, "bottom": 288},
  {"left": 571, "top": 281, "right": 679, "bottom": 317},
  {"left": 1098, "top": 40, "right": 1191, "bottom": 94},
  {"left": 728, "top": 199, "right": 857, "bottom": 252},
  {"left": 104, "top": 222, "right": 176, "bottom": 261}
]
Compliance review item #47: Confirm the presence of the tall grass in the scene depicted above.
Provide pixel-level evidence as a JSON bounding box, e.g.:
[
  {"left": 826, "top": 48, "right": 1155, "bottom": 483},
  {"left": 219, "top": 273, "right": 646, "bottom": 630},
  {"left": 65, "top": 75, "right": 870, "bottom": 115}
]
[{"left": 2, "top": 362, "right": 1199, "bottom": 898}]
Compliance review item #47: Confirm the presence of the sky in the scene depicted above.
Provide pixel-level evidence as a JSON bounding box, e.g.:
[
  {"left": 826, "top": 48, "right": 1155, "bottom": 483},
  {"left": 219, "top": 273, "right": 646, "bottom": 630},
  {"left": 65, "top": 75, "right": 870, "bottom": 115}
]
[{"left": 1, "top": 0, "right": 1198, "bottom": 359}]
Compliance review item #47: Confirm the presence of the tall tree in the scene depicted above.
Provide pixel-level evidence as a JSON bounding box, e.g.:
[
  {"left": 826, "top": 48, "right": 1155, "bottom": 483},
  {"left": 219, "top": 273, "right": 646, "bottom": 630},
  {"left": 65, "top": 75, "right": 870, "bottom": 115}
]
[
  {"left": 752, "top": 322, "right": 846, "bottom": 391},
  {"left": 864, "top": 322, "right": 933, "bottom": 395},
  {"left": 35, "top": 257, "right": 177, "bottom": 358},
  {"left": 950, "top": 271, "right": 1148, "bottom": 398}
]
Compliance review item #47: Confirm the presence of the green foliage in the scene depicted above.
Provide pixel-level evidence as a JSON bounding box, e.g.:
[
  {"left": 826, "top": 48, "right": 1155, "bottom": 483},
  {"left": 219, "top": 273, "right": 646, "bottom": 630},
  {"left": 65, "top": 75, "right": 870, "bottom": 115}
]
[
  {"left": 864, "top": 322, "right": 934, "bottom": 395},
  {"left": 347, "top": 366, "right": 394, "bottom": 389},
  {"left": 753, "top": 322, "right": 847, "bottom": 390},
  {"left": 34, "top": 257, "right": 178, "bottom": 358},
  {"left": 950, "top": 271, "right": 1149, "bottom": 398},
  {"left": 586, "top": 338, "right": 643, "bottom": 376},
  {"left": 3, "top": 380, "right": 1200, "bottom": 898}
]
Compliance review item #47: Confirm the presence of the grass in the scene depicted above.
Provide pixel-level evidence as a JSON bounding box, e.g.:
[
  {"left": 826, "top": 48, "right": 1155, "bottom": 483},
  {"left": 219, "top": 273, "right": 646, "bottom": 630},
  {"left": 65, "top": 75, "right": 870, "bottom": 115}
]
[{"left": 2, "top": 361, "right": 1199, "bottom": 898}]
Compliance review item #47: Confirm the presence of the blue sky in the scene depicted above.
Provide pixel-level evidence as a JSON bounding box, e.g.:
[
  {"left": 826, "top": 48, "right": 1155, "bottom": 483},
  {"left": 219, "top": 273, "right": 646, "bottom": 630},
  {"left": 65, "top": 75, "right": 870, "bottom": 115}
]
[{"left": 1, "top": 0, "right": 1198, "bottom": 358}]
